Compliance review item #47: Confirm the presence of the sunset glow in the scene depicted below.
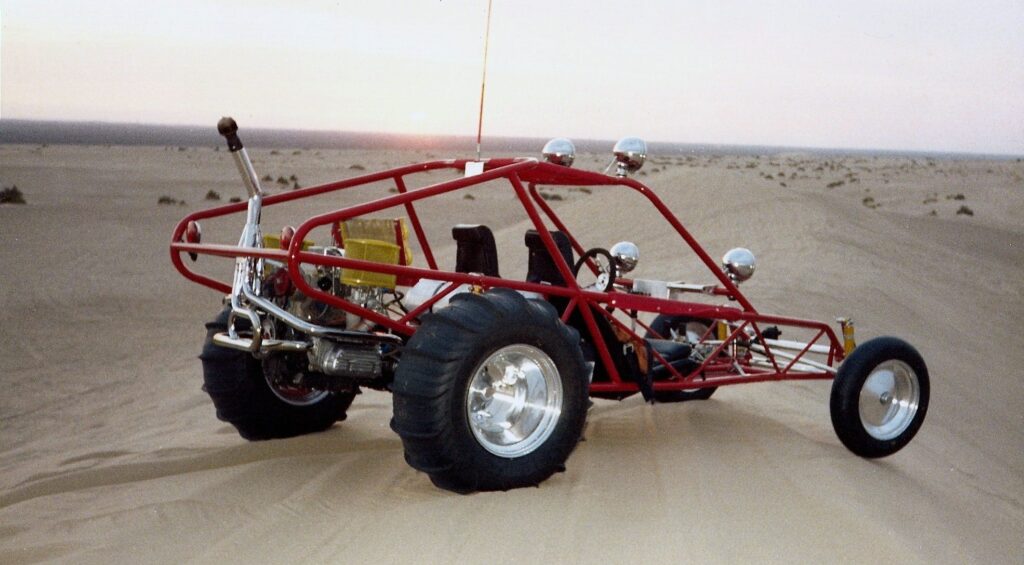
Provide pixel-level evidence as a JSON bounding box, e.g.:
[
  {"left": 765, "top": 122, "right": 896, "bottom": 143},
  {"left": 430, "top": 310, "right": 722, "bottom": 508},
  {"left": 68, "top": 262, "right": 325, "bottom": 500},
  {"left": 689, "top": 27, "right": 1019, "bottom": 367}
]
[{"left": 1, "top": 0, "right": 1021, "bottom": 154}]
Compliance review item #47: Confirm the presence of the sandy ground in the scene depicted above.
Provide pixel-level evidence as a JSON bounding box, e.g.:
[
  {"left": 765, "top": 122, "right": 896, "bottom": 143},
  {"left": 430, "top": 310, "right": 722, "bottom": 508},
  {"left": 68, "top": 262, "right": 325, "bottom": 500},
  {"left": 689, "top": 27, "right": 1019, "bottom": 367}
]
[{"left": 1, "top": 143, "right": 1022, "bottom": 563}]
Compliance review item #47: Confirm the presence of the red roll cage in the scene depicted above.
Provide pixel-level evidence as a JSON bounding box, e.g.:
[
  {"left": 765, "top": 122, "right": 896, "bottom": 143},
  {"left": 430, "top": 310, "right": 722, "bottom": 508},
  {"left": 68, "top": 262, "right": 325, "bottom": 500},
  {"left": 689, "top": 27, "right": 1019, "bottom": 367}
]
[{"left": 171, "top": 157, "right": 843, "bottom": 396}]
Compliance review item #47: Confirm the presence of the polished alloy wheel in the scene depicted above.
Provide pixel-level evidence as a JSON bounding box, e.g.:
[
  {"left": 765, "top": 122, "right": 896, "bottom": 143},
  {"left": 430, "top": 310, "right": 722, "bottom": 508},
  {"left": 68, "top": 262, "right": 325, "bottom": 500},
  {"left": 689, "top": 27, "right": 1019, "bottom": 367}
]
[
  {"left": 466, "top": 345, "right": 563, "bottom": 458},
  {"left": 263, "top": 355, "right": 330, "bottom": 407},
  {"left": 858, "top": 360, "right": 920, "bottom": 440}
]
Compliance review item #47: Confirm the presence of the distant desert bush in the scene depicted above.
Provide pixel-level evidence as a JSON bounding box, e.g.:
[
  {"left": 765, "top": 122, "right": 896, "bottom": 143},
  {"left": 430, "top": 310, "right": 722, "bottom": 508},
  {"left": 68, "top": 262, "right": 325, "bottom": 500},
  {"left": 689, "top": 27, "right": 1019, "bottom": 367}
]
[
  {"left": 1, "top": 185, "right": 26, "bottom": 204},
  {"left": 827, "top": 180, "right": 845, "bottom": 189},
  {"left": 956, "top": 205, "right": 974, "bottom": 216},
  {"left": 205, "top": 190, "right": 221, "bottom": 201},
  {"left": 158, "top": 195, "right": 186, "bottom": 206},
  {"left": 229, "top": 197, "right": 242, "bottom": 203},
  {"left": 539, "top": 192, "right": 563, "bottom": 201},
  {"left": 349, "top": 164, "right": 366, "bottom": 171},
  {"left": 946, "top": 193, "right": 966, "bottom": 201}
]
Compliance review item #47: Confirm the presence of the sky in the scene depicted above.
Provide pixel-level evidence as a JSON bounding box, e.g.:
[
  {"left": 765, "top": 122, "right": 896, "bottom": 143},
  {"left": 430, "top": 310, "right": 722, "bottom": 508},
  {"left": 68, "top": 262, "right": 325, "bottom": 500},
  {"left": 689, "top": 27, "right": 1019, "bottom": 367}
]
[{"left": 1, "top": 0, "right": 1022, "bottom": 154}]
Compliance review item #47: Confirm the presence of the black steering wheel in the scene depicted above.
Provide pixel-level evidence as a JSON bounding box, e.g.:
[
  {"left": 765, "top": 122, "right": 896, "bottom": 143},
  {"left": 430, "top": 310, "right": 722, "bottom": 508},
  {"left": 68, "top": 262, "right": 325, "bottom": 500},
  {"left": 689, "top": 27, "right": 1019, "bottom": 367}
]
[{"left": 573, "top": 248, "right": 616, "bottom": 292}]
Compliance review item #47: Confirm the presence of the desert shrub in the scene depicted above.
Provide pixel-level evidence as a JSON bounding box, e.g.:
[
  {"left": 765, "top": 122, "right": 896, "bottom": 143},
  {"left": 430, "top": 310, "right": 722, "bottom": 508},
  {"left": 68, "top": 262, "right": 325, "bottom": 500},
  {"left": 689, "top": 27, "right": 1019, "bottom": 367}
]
[
  {"left": 276, "top": 176, "right": 288, "bottom": 185},
  {"left": 539, "top": 192, "right": 563, "bottom": 201},
  {"left": 261, "top": 174, "right": 273, "bottom": 181},
  {"left": 270, "top": 150, "right": 280, "bottom": 155},
  {"left": 0, "top": 185, "right": 26, "bottom": 204},
  {"left": 349, "top": 164, "right": 366, "bottom": 171},
  {"left": 205, "top": 190, "right": 221, "bottom": 201},
  {"left": 463, "top": 194, "right": 475, "bottom": 200},
  {"left": 578, "top": 187, "right": 592, "bottom": 194},
  {"left": 292, "top": 150, "right": 301, "bottom": 155},
  {"left": 956, "top": 205, "right": 974, "bottom": 216},
  {"left": 827, "top": 180, "right": 845, "bottom": 189},
  {"left": 862, "top": 196, "right": 877, "bottom": 208},
  {"left": 229, "top": 196, "right": 242, "bottom": 203},
  {"left": 158, "top": 195, "right": 178, "bottom": 205},
  {"left": 292, "top": 181, "right": 301, "bottom": 190},
  {"left": 946, "top": 193, "right": 965, "bottom": 200}
]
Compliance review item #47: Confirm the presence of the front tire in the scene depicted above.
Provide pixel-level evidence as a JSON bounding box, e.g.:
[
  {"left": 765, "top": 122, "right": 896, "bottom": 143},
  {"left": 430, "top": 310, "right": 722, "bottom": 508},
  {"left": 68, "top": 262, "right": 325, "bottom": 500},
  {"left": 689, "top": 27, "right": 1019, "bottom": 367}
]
[
  {"left": 391, "top": 289, "right": 589, "bottom": 492},
  {"left": 830, "top": 336, "right": 929, "bottom": 457},
  {"left": 199, "top": 309, "right": 356, "bottom": 440}
]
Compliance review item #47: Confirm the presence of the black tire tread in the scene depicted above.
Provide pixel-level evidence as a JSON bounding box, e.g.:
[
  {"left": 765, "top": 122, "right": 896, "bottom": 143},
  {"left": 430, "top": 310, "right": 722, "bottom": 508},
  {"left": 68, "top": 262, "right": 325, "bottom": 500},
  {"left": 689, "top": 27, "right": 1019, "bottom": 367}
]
[
  {"left": 392, "top": 289, "right": 588, "bottom": 492},
  {"left": 199, "top": 309, "right": 355, "bottom": 441}
]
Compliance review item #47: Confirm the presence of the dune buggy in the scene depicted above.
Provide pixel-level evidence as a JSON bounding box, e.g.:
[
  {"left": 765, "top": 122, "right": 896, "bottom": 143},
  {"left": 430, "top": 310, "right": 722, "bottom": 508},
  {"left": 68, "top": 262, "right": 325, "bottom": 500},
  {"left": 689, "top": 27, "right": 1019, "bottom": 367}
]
[{"left": 170, "top": 119, "right": 930, "bottom": 492}]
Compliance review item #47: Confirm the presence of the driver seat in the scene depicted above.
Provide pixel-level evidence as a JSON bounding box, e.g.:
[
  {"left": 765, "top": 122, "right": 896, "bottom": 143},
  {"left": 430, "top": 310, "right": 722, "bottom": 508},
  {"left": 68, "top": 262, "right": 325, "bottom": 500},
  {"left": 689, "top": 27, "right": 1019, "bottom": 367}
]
[
  {"left": 452, "top": 224, "right": 499, "bottom": 277},
  {"left": 524, "top": 229, "right": 573, "bottom": 286},
  {"left": 646, "top": 339, "right": 694, "bottom": 380}
]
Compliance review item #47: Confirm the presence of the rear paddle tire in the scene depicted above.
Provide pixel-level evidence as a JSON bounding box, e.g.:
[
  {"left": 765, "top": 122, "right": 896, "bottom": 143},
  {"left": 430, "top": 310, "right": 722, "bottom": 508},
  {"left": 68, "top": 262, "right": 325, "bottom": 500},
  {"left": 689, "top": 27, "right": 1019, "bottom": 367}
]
[
  {"left": 391, "top": 289, "right": 589, "bottom": 492},
  {"left": 199, "top": 309, "right": 356, "bottom": 440},
  {"left": 830, "top": 336, "right": 929, "bottom": 457}
]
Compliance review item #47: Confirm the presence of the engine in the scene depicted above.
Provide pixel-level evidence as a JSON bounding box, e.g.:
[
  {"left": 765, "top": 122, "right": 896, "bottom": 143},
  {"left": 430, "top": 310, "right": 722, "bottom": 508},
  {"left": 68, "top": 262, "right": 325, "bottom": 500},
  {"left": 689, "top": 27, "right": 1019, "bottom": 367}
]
[{"left": 260, "top": 243, "right": 400, "bottom": 389}]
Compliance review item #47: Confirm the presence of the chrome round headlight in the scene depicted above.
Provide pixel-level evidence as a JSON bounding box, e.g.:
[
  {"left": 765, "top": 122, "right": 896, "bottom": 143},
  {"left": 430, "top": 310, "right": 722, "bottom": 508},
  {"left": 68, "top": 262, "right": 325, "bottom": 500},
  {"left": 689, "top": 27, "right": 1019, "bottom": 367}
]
[
  {"left": 609, "top": 241, "right": 639, "bottom": 273},
  {"left": 722, "top": 247, "right": 756, "bottom": 283},
  {"left": 612, "top": 137, "right": 647, "bottom": 176},
  {"left": 542, "top": 138, "right": 576, "bottom": 167}
]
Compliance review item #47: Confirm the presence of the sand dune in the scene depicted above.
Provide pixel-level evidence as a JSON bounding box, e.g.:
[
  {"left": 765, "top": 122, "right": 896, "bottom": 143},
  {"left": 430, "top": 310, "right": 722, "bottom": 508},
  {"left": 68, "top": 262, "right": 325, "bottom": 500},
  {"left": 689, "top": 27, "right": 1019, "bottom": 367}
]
[{"left": 1, "top": 144, "right": 1021, "bottom": 563}]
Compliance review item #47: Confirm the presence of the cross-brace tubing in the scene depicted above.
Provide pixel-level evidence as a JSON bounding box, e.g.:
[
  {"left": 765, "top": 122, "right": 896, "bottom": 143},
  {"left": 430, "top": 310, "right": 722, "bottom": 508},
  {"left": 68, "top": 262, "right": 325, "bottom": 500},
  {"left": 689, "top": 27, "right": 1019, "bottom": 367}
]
[{"left": 171, "top": 158, "right": 843, "bottom": 395}]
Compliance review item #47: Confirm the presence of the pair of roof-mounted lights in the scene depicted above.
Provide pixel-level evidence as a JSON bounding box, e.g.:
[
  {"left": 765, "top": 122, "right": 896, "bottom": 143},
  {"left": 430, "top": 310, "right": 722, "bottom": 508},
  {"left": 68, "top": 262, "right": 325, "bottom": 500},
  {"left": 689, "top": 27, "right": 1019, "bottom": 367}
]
[{"left": 541, "top": 137, "right": 647, "bottom": 177}]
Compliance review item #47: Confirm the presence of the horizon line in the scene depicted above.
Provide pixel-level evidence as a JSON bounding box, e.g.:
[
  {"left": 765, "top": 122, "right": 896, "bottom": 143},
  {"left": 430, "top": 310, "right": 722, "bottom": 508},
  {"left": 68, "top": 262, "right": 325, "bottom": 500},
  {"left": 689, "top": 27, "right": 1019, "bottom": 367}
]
[{"left": 1, "top": 117, "right": 1020, "bottom": 160}]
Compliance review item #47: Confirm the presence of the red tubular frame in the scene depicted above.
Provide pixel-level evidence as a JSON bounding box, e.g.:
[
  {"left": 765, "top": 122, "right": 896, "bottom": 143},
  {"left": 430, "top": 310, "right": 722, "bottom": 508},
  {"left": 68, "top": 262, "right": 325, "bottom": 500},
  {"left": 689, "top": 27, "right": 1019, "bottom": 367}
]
[{"left": 171, "top": 157, "right": 843, "bottom": 396}]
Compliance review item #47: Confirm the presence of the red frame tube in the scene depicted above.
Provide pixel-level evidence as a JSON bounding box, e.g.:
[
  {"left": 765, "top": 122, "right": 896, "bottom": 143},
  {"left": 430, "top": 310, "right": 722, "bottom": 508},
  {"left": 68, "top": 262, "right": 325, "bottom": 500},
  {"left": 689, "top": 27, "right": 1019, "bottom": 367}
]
[{"left": 170, "top": 158, "right": 843, "bottom": 395}]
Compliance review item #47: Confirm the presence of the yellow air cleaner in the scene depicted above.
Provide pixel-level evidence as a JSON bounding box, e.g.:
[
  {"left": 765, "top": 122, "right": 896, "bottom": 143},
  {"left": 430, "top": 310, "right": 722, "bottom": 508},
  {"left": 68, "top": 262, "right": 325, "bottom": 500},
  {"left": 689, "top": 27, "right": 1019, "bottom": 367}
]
[{"left": 341, "top": 239, "right": 401, "bottom": 289}]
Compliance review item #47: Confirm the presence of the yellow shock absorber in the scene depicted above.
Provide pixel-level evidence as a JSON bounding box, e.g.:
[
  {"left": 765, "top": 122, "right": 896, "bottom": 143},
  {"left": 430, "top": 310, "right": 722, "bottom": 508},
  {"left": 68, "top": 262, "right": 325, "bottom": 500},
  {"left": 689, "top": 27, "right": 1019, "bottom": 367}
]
[
  {"left": 836, "top": 317, "right": 856, "bottom": 355},
  {"left": 717, "top": 320, "right": 729, "bottom": 341}
]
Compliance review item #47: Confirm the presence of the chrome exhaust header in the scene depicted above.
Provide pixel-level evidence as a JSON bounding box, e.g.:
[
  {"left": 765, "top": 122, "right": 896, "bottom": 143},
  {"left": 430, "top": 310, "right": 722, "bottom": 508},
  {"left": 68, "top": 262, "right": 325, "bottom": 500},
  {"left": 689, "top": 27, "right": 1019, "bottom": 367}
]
[{"left": 215, "top": 117, "right": 402, "bottom": 356}]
